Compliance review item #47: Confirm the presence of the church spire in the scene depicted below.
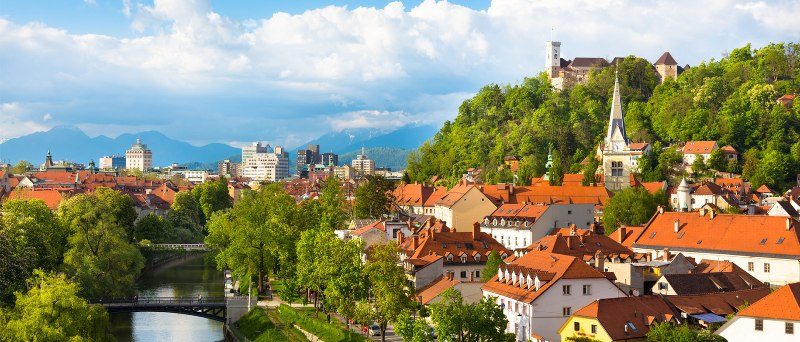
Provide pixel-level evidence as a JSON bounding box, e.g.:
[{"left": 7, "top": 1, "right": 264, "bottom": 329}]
[{"left": 604, "top": 72, "right": 629, "bottom": 150}]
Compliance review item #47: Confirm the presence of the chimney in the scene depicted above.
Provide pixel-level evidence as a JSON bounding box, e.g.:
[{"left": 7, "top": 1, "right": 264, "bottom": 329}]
[
  {"left": 617, "top": 226, "right": 627, "bottom": 242},
  {"left": 709, "top": 210, "right": 716, "bottom": 219},
  {"left": 788, "top": 218, "right": 792, "bottom": 231},
  {"left": 447, "top": 272, "right": 454, "bottom": 281},
  {"left": 412, "top": 235, "right": 419, "bottom": 250},
  {"left": 472, "top": 222, "right": 481, "bottom": 241},
  {"left": 570, "top": 225, "right": 577, "bottom": 236},
  {"left": 663, "top": 248, "right": 670, "bottom": 260},
  {"left": 397, "top": 232, "right": 405, "bottom": 244},
  {"left": 674, "top": 220, "right": 680, "bottom": 233},
  {"left": 566, "top": 236, "right": 572, "bottom": 250},
  {"left": 658, "top": 205, "right": 664, "bottom": 214},
  {"left": 594, "top": 250, "right": 605, "bottom": 271}
]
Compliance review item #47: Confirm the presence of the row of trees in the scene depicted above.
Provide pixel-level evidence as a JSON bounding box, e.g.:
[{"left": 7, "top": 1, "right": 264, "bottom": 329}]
[{"left": 407, "top": 42, "right": 800, "bottom": 191}]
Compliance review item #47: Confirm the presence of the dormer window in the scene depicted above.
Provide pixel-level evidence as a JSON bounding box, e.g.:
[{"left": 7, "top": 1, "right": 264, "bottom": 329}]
[
  {"left": 460, "top": 255, "right": 467, "bottom": 263},
  {"left": 446, "top": 254, "right": 453, "bottom": 262},
  {"left": 475, "top": 254, "right": 481, "bottom": 262},
  {"left": 501, "top": 253, "right": 509, "bottom": 259}
]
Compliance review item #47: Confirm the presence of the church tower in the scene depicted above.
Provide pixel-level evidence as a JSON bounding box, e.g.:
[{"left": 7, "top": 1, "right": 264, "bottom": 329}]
[
  {"left": 545, "top": 41, "right": 561, "bottom": 78},
  {"left": 601, "top": 73, "right": 632, "bottom": 191}
]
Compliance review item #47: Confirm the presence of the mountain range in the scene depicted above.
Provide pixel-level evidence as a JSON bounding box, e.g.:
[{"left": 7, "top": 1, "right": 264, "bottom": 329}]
[{"left": 0, "top": 123, "right": 438, "bottom": 170}]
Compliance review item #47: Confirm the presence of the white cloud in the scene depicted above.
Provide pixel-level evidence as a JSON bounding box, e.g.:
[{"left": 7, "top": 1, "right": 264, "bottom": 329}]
[
  {"left": 0, "top": 0, "right": 798, "bottom": 143},
  {"left": 0, "top": 103, "right": 51, "bottom": 141}
]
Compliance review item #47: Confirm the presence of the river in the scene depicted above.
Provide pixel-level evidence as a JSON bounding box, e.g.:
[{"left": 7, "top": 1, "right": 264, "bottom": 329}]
[{"left": 109, "top": 254, "right": 225, "bottom": 341}]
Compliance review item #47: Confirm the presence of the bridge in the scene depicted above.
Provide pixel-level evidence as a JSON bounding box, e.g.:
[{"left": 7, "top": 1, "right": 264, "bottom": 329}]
[
  {"left": 93, "top": 296, "right": 251, "bottom": 323},
  {"left": 147, "top": 243, "right": 209, "bottom": 251}
]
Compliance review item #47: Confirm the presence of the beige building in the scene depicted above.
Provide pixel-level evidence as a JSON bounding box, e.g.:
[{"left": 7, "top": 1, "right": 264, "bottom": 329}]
[
  {"left": 351, "top": 148, "right": 375, "bottom": 176},
  {"left": 654, "top": 52, "right": 680, "bottom": 82},
  {"left": 125, "top": 139, "right": 153, "bottom": 172},
  {"left": 433, "top": 183, "right": 497, "bottom": 232}
]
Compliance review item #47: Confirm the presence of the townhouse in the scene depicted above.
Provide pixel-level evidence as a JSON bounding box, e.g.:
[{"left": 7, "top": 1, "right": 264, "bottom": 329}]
[
  {"left": 480, "top": 203, "right": 595, "bottom": 252},
  {"left": 394, "top": 182, "right": 447, "bottom": 216},
  {"left": 716, "top": 283, "right": 800, "bottom": 342},
  {"left": 433, "top": 182, "right": 497, "bottom": 232}
]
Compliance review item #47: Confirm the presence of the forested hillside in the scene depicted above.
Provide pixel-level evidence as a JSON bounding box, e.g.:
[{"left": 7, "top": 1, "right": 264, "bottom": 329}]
[{"left": 406, "top": 43, "right": 800, "bottom": 191}]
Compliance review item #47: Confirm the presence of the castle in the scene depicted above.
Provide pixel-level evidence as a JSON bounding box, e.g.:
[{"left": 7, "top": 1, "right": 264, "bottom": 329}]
[{"left": 545, "top": 41, "right": 685, "bottom": 90}]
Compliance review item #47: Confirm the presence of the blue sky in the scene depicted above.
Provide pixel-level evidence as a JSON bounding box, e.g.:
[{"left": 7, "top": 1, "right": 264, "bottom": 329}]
[{"left": 0, "top": 0, "right": 798, "bottom": 148}]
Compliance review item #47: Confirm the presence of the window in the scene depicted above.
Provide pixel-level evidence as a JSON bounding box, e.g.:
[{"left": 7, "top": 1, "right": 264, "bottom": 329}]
[
  {"left": 787, "top": 322, "right": 795, "bottom": 334},
  {"left": 563, "top": 285, "right": 571, "bottom": 295},
  {"left": 460, "top": 271, "right": 467, "bottom": 278},
  {"left": 755, "top": 319, "right": 763, "bottom": 331},
  {"left": 611, "top": 161, "right": 623, "bottom": 177},
  {"left": 658, "top": 282, "right": 668, "bottom": 290},
  {"left": 574, "top": 322, "right": 580, "bottom": 331},
  {"left": 591, "top": 325, "right": 598, "bottom": 334},
  {"left": 562, "top": 307, "right": 571, "bottom": 316},
  {"left": 568, "top": 210, "right": 572, "bottom": 215},
  {"left": 748, "top": 262, "right": 754, "bottom": 272},
  {"left": 583, "top": 285, "right": 592, "bottom": 295},
  {"left": 764, "top": 263, "right": 771, "bottom": 273},
  {"left": 474, "top": 270, "right": 481, "bottom": 278},
  {"left": 460, "top": 255, "right": 467, "bottom": 263}
]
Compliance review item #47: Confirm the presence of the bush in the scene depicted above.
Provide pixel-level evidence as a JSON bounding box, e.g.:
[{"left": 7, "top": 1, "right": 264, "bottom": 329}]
[
  {"left": 277, "top": 305, "right": 367, "bottom": 342},
  {"left": 236, "top": 308, "right": 288, "bottom": 342}
]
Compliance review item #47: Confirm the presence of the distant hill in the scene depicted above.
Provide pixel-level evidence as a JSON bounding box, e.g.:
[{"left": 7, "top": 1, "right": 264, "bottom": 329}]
[
  {"left": 295, "top": 123, "right": 438, "bottom": 154},
  {"left": 339, "top": 147, "right": 414, "bottom": 171},
  {"left": 0, "top": 125, "right": 239, "bottom": 167}
]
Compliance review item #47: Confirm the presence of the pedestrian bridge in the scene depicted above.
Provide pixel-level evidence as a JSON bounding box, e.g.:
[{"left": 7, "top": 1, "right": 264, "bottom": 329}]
[
  {"left": 147, "top": 243, "right": 209, "bottom": 251},
  {"left": 92, "top": 296, "right": 251, "bottom": 323}
]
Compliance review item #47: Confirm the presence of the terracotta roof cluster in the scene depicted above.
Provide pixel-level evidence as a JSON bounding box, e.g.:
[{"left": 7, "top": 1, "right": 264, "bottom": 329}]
[
  {"left": 661, "top": 271, "right": 766, "bottom": 295},
  {"left": 736, "top": 283, "right": 800, "bottom": 320},
  {"left": 399, "top": 222, "right": 510, "bottom": 268},
  {"left": 4, "top": 188, "right": 72, "bottom": 210},
  {"left": 482, "top": 251, "right": 607, "bottom": 303},
  {"left": 682, "top": 141, "right": 718, "bottom": 155},
  {"left": 632, "top": 211, "right": 800, "bottom": 258},
  {"left": 477, "top": 181, "right": 611, "bottom": 209},
  {"left": 611, "top": 225, "right": 646, "bottom": 247},
  {"left": 525, "top": 226, "right": 646, "bottom": 262},
  {"left": 571, "top": 288, "right": 769, "bottom": 340},
  {"left": 394, "top": 183, "right": 447, "bottom": 207}
]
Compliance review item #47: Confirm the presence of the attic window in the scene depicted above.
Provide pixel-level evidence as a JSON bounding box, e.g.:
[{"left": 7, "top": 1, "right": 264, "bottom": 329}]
[
  {"left": 778, "top": 237, "right": 785, "bottom": 244},
  {"left": 482, "top": 241, "right": 488, "bottom": 249},
  {"left": 759, "top": 238, "right": 767, "bottom": 245},
  {"left": 677, "top": 231, "right": 685, "bottom": 239},
  {"left": 442, "top": 243, "right": 447, "bottom": 249},
  {"left": 456, "top": 243, "right": 462, "bottom": 249},
  {"left": 627, "top": 322, "right": 638, "bottom": 332},
  {"left": 696, "top": 240, "right": 702, "bottom": 245},
  {"left": 649, "top": 232, "right": 657, "bottom": 239}
]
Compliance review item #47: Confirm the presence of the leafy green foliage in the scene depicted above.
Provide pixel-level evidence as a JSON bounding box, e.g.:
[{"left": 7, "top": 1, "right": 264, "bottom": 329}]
[
  {"left": 192, "top": 177, "right": 232, "bottom": 223},
  {"left": 58, "top": 188, "right": 145, "bottom": 298},
  {"left": 602, "top": 188, "right": 667, "bottom": 235},
  {"left": 9, "top": 160, "right": 32, "bottom": 174},
  {"left": 354, "top": 175, "right": 395, "bottom": 219},
  {"left": 407, "top": 43, "right": 800, "bottom": 191},
  {"left": 355, "top": 242, "right": 414, "bottom": 339},
  {"left": 0, "top": 270, "right": 111, "bottom": 341},
  {"left": 481, "top": 250, "right": 503, "bottom": 282},
  {"left": 646, "top": 322, "right": 725, "bottom": 342},
  {"left": 0, "top": 233, "right": 35, "bottom": 304},
  {"left": 0, "top": 199, "right": 67, "bottom": 273},
  {"left": 429, "top": 289, "right": 509, "bottom": 342},
  {"left": 277, "top": 305, "right": 367, "bottom": 342},
  {"left": 395, "top": 310, "right": 435, "bottom": 342}
]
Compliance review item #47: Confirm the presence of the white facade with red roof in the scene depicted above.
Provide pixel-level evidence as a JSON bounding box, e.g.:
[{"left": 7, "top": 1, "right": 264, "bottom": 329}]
[
  {"left": 480, "top": 203, "right": 594, "bottom": 251},
  {"left": 716, "top": 283, "right": 800, "bottom": 342}
]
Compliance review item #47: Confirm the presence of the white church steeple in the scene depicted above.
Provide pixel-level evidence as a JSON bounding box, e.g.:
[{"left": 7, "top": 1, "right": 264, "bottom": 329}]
[{"left": 604, "top": 72, "right": 629, "bottom": 152}]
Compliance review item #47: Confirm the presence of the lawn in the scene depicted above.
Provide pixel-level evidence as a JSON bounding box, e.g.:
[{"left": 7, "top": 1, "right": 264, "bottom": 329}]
[
  {"left": 236, "top": 307, "right": 309, "bottom": 342},
  {"left": 276, "top": 304, "right": 369, "bottom": 342}
]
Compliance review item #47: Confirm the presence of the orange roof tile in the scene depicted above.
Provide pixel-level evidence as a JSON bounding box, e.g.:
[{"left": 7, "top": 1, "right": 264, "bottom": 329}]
[
  {"left": 641, "top": 181, "right": 666, "bottom": 195},
  {"left": 682, "top": 141, "right": 717, "bottom": 154},
  {"left": 737, "top": 283, "right": 800, "bottom": 320},
  {"left": 399, "top": 224, "right": 510, "bottom": 265},
  {"left": 416, "top": 275, "right": 460, "bottom": 304},
  {"left": 571, "top": 296, "right": 678, "bottom": 340},
  {"left": 527, "top": 227, "right": 643, "bottom": 261},
  {"left": 756, "top": 184, "right": 773, "bottom": 194},
  {"left": 6, "top": 188, "right": 69, "bottom": 210},
  {"left": 633, "top": 212, "right": 800, "bottom": 257},
  {"left": 611, "top": 225, "right": 646, "bottom": 247},
  {"left": 481, "top": 251, "right": 609, "bottom": 303},
  {"left": 720, "top": 145, "right": 738, "bottom": 154}
]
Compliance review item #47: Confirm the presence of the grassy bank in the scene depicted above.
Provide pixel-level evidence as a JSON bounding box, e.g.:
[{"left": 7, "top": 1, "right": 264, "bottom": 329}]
[
  {"left": 276, "top": 304, "right": 368, "bottom": 342},
  {"left": 236, "top": 307, "right": 308, "bottom": 342}
]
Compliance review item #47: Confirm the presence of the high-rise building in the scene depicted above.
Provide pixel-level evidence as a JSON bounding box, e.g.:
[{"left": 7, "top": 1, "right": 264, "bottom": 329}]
[
  {"left": 126, "top": 139, "right": 153, "bottom": 171},
  {"left": 242, "top": 142, "right": 269, "bottom": 164},
  {"left": 296, "top": 149, "right": 312, "bottom": 175},
  {"left": 217, "top": 159, "right": 240, "bottom": 177},
  {"left": 241, "top": 146, "right": 289, "bottom": 182},
  {"left": 321, "top": 152, "right": 338, "bottom": 166},
  {"left": 308, "top": 144, "right": 321, "bottom": 164},
  {"left": 351, "top": 147, "right": 375, "bottom": 176},
  {"left": 99, "top": 155, "right": 126, "bottom": 170}
]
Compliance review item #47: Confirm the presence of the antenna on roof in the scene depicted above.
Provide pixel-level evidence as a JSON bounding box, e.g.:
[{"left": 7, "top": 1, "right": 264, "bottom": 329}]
[{"left": 550, "top": 27, "right": 554, "bottom": 41}]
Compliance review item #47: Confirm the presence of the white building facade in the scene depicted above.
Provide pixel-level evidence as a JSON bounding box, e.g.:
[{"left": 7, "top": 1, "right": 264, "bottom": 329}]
[
  {"left": 125, "top": 139, "right": 153, "bottom": 171},
  {"left": 481, "top": 203, "right": 595, "bottom": 251},
  {"left": 241, "top": 146, "right": 289, "bottom": 182}
]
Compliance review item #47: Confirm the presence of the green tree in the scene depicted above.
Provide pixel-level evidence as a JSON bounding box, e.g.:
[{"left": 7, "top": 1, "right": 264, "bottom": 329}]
[
  {"left": 318, "top": 177, "right": 348, "bottom": 231},
  {"left": 0, "top": 270, "right": 111, "bottom": 341},
  {"left": 0, "top": 199, "right": 67, "bottom": 271},
  {"left": 602, "top": 188, "right": 665, "bottom": 235},
  {"left": 9, "top": 160, "right": 32, "bottom": 174},
  {"left": 0, "top": 233, "right": 35, "bottom": 304},
  {"left": 752, "top": 149, "right": 793, "bottom": 191},
  {"left": 58, "top": 189, "right": 145, "bottom": 298},
  {"left": 646, "top": 322, "right": 725, "bottom": 342},
  {"left": 168, "top": 190, "right": 205, "bottom": 233},
  {"left": 429, "top": 289, "right": 508, "bottom": 342},
  {"left": 481, "top": 250, "right": 503, "bottom": 282},
  {"left": 356, "top": 242, "right": 413, "bottom": 341},
  {"left": 205, "top": 183, "right": 301, "bottom": 294},
  {"left": 691, "top": 155, "right": 709, "bottom": 177},
  {"left": 192, "top": 177, "right": 232, "bottom": 222},
  {"left": 134, "top": 213, "right": 170, "bottom": 243},
  {"left": 707, "top": 148, "right": 726, "bottom": 171},
  {"left": 582, "top": 157, "right": 599, "bottom": 186},
  {"left": 354, "top": 175, "right": 395, "bottom": 219},
  {"left": 395, "top": 310, "right": 435, "bottom": 342}
]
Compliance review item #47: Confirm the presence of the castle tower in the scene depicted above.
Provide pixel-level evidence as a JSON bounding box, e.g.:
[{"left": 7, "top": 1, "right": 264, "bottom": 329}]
[
  {"left": 545, "top": 41, "right": 561, "bottom": 78},
  {"left": 654, "top": 52, "right": 679, "bottom": 83},
  {"left": 601, "top": 73, "right": 632, "bottom": 191},
  {"left": 677, "top": 178, "right": 691, "bottom": 211}
]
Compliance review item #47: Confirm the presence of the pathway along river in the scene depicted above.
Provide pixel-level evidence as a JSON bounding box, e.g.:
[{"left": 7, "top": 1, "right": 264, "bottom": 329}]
[{"left": 109, "top": 253, "right": 225, "bottom": 341}]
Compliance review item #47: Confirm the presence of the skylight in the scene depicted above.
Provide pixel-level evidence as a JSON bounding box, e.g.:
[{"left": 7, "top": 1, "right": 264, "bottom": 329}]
[
  {"left": 778, "top": 237, "right": 785, "bottom": 244},
  {"left": 759, "top": 238, "right": 767, "bottom": 245},
  {"left": 649, "top": 232, "right": 657, "bottom": 239}
]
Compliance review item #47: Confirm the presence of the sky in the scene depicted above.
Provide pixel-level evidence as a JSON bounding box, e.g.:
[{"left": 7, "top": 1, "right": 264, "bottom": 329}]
[{"left": 0, "top": 0, "right": 798, "bottom": 148}]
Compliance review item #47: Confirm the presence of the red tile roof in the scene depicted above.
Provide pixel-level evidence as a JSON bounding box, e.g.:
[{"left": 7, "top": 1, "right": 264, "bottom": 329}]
[
  {"left": 632, "top": 212, "right": 800, "bottom": 257},
  {"left": 526, "top": 226, "right": 644, "bottom": 262},
  {"left": 720, "top": 145, "right": 738, "bottom": 154},
  {"left": 5, "top": 188, "right": 69, "bottom": 210},
  {"left": 399, "top": 223, "right": 510, "bottom": 266},
  {"left": 482, "top": 251, "right": 609, "bottom": 303},
  {"left": 682, "top": 141, "right": 717, "bottom": 154},
  {"left": 394, "top": 183, "right": 447, "bottom": 207},
  {"left": 416, "top": 275, "right": 460, "bottom": 305},
  {"left": 611, "top": 225, "right": 646, "bottom": 247},
  {"left": 737, "top": 283, "right": 800, "bottom": 320},
  {"left": 571, "top": 296, "right": 678, "bottom": 340}
]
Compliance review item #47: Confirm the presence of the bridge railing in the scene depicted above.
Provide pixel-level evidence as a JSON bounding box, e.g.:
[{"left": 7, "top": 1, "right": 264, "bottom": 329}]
[
  {"left": 91, "top": 297, "right": 226, "bottom": 305},
  {"left": 144, "top": 243, "right": 209, "bottom": 251}
]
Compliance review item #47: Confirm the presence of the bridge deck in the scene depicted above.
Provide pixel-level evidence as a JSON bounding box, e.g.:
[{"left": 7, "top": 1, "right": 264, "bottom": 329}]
[{"left": 92, "top": 297, "right": 228, "bottom": 322}]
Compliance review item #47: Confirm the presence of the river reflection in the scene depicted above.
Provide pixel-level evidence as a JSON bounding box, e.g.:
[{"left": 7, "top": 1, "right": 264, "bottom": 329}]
[{"left": 109, "top": 254, "right": 225, "bottom": 342}]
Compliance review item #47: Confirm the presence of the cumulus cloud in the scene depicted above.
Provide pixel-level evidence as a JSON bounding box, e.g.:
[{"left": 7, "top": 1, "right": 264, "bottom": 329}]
[
  {"left": 0, "top": 103, "right": 51, "bottom": 142},
  {"left": 0, "top": 0, "right": 798, "bottom": 144}
]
